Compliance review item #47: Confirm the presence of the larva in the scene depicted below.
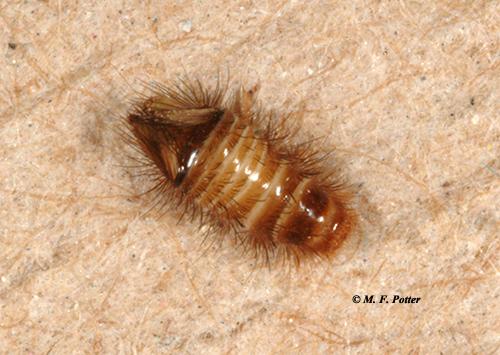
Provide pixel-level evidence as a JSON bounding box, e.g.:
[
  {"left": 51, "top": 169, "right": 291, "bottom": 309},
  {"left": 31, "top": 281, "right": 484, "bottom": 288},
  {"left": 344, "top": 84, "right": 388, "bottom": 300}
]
[{"left": 123, "top": 77, "right": 356, "bottom": 266}]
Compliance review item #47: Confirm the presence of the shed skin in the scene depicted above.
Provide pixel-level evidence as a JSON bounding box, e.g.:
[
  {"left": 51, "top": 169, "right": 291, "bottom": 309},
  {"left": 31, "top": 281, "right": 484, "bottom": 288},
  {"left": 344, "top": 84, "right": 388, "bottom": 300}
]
[{"left": 0, "top": 1, "right": 497, "bottom": 353}]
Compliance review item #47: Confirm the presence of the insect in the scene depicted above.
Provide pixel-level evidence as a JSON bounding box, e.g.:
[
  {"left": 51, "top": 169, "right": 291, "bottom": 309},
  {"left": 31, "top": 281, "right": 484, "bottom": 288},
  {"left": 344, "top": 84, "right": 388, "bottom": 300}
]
[{"left": 122, "top": 76, "right": 356, "bottom": 266}]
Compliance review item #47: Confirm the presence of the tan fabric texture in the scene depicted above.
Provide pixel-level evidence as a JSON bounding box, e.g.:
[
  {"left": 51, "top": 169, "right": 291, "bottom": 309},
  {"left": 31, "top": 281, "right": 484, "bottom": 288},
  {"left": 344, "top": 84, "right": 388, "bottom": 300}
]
[{"left": 0, "top": 1, "right": 498, "bottom": 353}]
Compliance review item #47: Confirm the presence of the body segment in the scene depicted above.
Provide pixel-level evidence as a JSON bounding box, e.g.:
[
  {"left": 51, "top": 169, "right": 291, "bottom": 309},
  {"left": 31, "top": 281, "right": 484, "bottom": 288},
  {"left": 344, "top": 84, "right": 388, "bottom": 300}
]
[{"left": 125, "top": 80, "right": 355, "bottom": 264}]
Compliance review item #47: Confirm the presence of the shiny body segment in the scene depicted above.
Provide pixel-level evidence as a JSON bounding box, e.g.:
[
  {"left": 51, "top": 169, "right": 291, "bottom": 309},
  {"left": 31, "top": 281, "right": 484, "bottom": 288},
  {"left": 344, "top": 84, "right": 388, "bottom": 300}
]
[{"left": 125, "top": 81, "right": 355, "bottom": 264}]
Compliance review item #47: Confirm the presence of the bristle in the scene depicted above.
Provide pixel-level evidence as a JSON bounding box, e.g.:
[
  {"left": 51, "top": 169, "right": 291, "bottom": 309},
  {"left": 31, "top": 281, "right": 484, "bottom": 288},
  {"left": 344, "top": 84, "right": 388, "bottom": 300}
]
[{"left": 122, "top": 75, "right": 356, "bottom": 267}]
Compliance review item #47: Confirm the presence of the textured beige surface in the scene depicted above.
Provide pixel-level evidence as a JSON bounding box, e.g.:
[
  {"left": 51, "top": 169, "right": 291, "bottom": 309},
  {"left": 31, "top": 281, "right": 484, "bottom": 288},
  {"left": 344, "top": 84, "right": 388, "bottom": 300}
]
[{"left": 0, "top": 1, "right": 499, "bottom": 354}]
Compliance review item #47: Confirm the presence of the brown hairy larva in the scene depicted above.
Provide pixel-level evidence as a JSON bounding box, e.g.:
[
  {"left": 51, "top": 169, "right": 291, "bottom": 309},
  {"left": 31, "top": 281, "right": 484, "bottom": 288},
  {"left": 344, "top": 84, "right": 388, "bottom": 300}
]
[{"left": 121, "top": 76, "right": 356, "bottom": 266}]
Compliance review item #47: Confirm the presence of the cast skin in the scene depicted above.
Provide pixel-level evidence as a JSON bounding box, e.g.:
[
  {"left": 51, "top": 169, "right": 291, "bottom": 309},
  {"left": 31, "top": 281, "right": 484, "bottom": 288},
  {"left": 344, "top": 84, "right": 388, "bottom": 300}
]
[{"left": 0, "top": 1, "right": 496, "bottom": 353}]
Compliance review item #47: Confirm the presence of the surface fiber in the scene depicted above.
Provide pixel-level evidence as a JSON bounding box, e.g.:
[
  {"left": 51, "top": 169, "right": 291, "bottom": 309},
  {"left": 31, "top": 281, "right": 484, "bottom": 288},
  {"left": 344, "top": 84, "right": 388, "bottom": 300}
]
[{"left": 0, "top": 1, "right": 498, "bottom": 353}]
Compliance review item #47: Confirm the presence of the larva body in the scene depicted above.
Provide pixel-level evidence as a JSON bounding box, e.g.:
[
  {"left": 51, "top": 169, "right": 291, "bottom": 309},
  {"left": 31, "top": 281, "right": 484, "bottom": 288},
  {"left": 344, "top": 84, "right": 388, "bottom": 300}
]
[{"left": 125, "top": 79, "right": 355, "bottom": 264}]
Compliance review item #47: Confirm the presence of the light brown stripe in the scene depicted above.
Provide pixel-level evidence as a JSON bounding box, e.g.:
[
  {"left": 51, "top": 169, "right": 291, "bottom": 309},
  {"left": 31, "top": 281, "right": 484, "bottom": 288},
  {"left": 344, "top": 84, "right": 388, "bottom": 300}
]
[
  {"left": 185, "top": 117, "right": 242, "bottom": 199},
  {"left": 198, "top": 126, "right": 253, "bottom": 206},
  {"left": 206, "top": 127, "right": 259, "bottom": 206},
  {"left": 244, "top": 164, "right": 288, "bottom": 228},
  {"left": 273, "top": 178, "right": 310, "bottom": 237}
]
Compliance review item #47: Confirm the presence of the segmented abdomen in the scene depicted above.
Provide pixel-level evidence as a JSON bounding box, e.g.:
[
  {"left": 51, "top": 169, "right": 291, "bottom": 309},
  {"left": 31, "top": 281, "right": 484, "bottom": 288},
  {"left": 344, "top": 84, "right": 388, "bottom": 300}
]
[
  {"left": 181, "top": 111, "right": 353, "bottom": 262},
  {"left": 126, "top": 81, "right": 355, "bottom": 265}
]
